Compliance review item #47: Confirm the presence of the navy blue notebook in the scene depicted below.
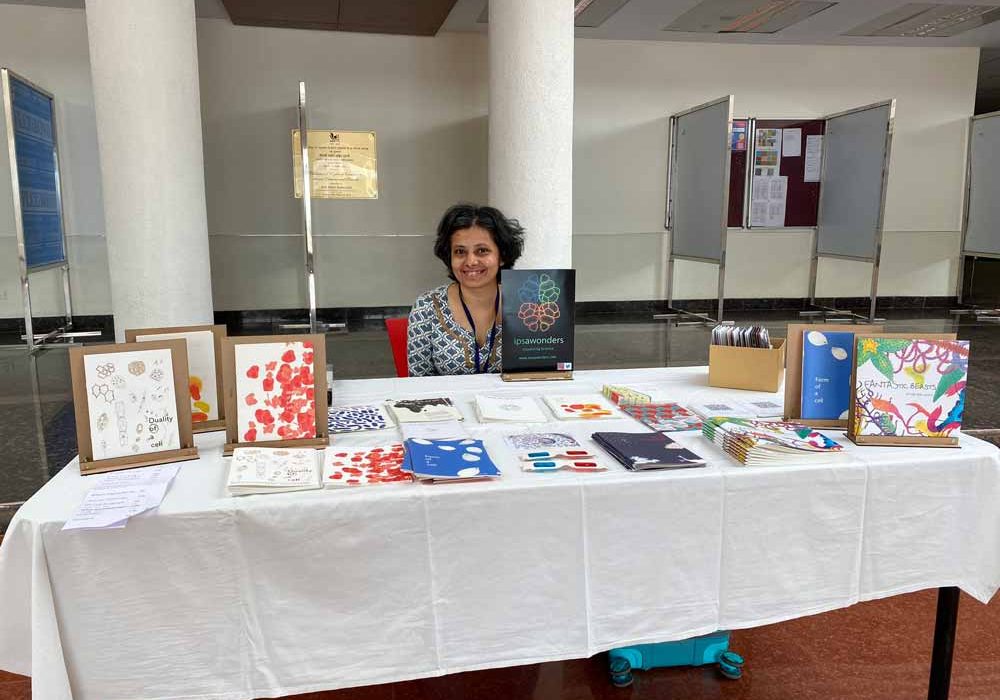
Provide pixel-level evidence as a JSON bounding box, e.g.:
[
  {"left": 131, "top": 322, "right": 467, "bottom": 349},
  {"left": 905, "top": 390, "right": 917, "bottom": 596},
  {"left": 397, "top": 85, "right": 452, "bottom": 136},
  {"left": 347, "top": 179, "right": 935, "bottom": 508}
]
[
  {"left": 403, "top": 438, "right": 501, "bottom": 481},
  {"left": 592, "top": 432, "right": 706, "bottom": 471},
  {"left": 800, "top": 330, "right": 854, "bottom": 420}
]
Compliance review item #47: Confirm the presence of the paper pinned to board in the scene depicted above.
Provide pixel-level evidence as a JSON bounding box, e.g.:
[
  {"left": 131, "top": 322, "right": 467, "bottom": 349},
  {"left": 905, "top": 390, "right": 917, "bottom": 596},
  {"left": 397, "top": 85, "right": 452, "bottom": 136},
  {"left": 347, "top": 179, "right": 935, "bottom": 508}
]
[
  {"left": 782, "top": 128, "right": 802, "bottom": 157},
  {"left": 63, "top": 464, "right": 180, "bottom": 531},
  {"left": 804, "top": 135, "right": 823, "bottom": 182},
  {"left": 750, "top": 175, "right": 788, "bottom": 228}
]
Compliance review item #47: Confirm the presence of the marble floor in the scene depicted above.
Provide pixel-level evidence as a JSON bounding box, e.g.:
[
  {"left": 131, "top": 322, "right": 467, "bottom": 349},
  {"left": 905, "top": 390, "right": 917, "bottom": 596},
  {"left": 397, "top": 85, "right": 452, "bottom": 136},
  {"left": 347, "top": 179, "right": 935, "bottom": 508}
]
[{"left": 0, "top": 310, "right": 998, "bottom": 698}]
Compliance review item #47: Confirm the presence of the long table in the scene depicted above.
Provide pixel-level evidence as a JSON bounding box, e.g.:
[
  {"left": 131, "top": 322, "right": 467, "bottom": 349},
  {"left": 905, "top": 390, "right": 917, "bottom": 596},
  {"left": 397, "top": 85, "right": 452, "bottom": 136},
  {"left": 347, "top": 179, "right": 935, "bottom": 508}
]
[{"left": 1, "top": 367, "right": 998, "bottom": 700}]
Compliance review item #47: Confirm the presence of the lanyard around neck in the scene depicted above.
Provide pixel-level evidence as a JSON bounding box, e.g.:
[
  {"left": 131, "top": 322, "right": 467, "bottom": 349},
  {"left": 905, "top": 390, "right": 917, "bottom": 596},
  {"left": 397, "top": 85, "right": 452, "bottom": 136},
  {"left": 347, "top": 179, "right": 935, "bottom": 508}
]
[{"left": 458, "top": 285, "right": 500, "bottom": 374}]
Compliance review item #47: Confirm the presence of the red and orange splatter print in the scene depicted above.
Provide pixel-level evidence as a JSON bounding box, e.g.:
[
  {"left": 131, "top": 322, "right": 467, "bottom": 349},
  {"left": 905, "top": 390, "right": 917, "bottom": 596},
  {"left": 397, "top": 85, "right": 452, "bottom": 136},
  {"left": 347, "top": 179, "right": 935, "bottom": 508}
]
[{"left": 238, "top": 341, "right": 316, "bottom": 442}]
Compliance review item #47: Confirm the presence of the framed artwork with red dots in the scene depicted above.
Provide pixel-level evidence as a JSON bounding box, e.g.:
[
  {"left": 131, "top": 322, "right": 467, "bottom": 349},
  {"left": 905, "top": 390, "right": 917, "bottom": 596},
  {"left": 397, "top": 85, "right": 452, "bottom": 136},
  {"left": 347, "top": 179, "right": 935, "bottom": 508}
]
[{"left": 221, "top": 334, "right": 329, "bottom": 455}]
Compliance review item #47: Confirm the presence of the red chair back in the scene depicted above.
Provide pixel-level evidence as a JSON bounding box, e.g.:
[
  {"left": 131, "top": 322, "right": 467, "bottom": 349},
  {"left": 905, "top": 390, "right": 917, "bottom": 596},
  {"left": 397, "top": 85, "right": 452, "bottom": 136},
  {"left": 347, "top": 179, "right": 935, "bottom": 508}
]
[{"left": 385, "top": 317, "right": 409, "bottom": 378}]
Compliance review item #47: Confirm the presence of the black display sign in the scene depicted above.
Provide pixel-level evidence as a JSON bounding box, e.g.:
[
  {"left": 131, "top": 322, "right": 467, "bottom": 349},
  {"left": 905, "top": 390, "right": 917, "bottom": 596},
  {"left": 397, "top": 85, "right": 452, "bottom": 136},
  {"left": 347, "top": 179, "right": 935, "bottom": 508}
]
[{"left": 501, "top": 269, "right": 575, "bottom": 374}]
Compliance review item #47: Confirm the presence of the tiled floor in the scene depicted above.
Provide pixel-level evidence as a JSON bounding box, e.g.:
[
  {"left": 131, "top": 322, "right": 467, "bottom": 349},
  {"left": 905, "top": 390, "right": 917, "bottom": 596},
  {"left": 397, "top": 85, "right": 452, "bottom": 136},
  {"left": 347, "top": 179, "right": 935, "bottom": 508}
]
[{"left": 0, "top": 310, "right": 998, "bottom": 698}]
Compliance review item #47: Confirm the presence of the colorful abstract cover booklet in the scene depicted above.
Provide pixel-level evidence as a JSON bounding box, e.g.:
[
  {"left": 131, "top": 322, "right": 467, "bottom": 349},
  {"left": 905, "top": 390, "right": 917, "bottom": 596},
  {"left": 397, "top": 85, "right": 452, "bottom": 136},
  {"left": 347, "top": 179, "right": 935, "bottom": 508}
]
[
  {"left": 801, "top": 330, "right": 855, "bottom": 420},
  {"left": 323, "top": 444, "right": 412, "bottom": 487},
  {"left": 591, "top": 431, "right": 706, "bottom": 470},
  {"left": 501, "top": 269, "right": 576, "bottom": 373},
  {"left": 474, "top": 394, "right": 548, "bottom": 423},
  {"left": 702, "top": 417, "right": 845, "bottom": 466},
  {"left": 227, "top": 447, "right": 322, "bottom": 495},
  {"left": 622, "top": 403, "right": 703, "bottom": 432},
  {"left": 385, "top": 397, "right": 464, "bottom": 423},
  {"left": 327, "top": 404, "right": 393, "bottom": 434},
  {"left": 544, "top": 394, "right": 620, "bottom": 420},
  {"left": 403, "top": 438, "right": 501, "bottom": 482},
  {"left": 852, "top": 338, "right": 969, "bottom": 439}
]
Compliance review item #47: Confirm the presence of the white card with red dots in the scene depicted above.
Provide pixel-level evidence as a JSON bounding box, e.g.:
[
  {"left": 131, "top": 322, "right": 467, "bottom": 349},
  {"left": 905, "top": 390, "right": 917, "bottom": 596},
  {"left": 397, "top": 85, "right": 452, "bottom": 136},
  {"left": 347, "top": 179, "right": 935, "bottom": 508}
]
[
  {"left": 234, "top": 341, "right": 318, "bottom": 443},
  {"left": 323, "top": 444, "right": 413, "bottom": 487},
  {"left": 542, "top": 394, "right": 620, "bottom": 420}
]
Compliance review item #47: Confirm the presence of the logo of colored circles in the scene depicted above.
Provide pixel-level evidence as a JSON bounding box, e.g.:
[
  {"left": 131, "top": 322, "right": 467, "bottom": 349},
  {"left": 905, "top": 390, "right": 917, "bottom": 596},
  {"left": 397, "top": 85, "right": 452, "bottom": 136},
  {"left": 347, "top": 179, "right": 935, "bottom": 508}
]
[{"left": 517, "top": 273, "right": 561, "bottom": 332}]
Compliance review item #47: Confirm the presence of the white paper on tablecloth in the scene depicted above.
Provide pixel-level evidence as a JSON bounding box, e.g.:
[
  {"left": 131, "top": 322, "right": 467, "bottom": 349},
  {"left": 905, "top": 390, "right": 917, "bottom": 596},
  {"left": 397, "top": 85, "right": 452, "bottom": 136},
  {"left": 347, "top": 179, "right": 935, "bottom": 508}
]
[{"left": 63, "top": 464, "right": 180, "bottom": 531}]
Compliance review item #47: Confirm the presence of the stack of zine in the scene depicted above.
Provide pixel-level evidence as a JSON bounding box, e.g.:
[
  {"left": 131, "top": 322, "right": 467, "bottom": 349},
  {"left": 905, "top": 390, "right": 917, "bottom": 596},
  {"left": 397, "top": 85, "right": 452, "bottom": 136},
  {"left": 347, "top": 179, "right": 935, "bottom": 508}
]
[
  {"left": 227, "top": 447, "right": 322, "bottom": 496},
  {"left": 702, "top": 417, "right": 845, "bottom": 466},
  {"left": 591, "top": 432, "right": 706, "bottom": 471},
  {"left": 403, "top": 438, "right": 502, "bottom": 483}
]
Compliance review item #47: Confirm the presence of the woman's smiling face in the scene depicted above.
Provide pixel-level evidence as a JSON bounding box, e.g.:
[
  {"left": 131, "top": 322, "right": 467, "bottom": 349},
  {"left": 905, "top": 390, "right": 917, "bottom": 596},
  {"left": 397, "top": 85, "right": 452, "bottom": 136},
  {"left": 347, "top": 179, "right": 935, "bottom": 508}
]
[{"left": 450, "top": 226, "right": 502, "bottom": 289}]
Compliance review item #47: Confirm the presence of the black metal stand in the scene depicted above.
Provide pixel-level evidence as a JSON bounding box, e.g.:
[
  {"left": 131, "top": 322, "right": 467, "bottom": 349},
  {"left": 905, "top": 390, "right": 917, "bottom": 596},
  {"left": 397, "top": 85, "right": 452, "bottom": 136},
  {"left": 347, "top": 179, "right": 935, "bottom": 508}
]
[{"left": 927, "top": 586, "right": 960, "bottom": 700}]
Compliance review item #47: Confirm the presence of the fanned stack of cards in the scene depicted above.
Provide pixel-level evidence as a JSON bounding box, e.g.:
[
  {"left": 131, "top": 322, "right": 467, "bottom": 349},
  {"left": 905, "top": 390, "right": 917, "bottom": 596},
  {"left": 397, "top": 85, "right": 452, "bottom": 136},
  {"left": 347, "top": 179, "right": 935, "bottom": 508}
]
[
  {"left": 702, "top": 416, "right": 845, "bottom": 466},
  {"left": 227, "top": 447, "right": 322, "bottom": 496},
  {"left": 602, "top": 385, "right": 652, "bottom": 406},
  {"left": 591, "top": 432, "right": 706, "bottom": 471},
  {"left": 386, "top": 397, "right": 463, "bottom": 423},
  {"left": 474, "top": 395, "right": 548, "bottom": 423},
  {"left": 323, "top": 444, "right": 412, "bottom": 487},
  {"left": 544, "top": 394, "right": 619, "bottom": 420},
  {"left": 622, "top": 403, "right": 703, "bottom": 432},
  {"left": 712, "top": 325, "right": 771, "bottom": 349},
  {"left": 403, "top": 438, "right": 501, "bottom": 482},
  {"left": 327, "top": 404, "right": 393, "bottom": 434}
]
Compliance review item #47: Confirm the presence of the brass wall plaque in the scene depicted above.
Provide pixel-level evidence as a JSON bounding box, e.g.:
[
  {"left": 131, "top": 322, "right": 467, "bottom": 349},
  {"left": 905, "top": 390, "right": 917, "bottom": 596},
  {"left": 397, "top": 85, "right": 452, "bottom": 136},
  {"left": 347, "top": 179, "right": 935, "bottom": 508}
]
[{"left": 292, "top": 129, "right": 378, "bottom": 200}]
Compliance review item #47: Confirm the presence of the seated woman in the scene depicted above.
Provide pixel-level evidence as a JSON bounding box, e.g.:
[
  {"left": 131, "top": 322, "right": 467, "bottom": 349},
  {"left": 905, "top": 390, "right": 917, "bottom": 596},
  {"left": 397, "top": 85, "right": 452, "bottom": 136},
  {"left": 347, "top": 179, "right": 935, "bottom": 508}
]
[{"left": 407, "top": 203, "right": 525, "bottom": 376}]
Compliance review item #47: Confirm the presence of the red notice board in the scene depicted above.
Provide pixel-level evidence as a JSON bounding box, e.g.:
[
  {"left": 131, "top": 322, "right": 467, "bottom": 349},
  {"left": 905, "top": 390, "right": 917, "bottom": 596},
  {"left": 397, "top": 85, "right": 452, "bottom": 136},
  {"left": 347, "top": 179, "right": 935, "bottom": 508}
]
[{"left": 753, "top": 118, "right": 826, "bottom": 227}]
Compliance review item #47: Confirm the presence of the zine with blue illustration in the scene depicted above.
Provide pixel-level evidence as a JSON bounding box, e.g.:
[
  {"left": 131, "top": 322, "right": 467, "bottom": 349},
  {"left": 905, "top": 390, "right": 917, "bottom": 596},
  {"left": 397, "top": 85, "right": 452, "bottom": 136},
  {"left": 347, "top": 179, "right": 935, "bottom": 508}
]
[
  {"left": 500, "top": 269, "right": 576, "bottom": 373},
  {"left": 403, "top": 438, "right": 501, "bottom": 480},
  {"left": 327, "top": 404, "right": 392, "bottom": 433},
  {"left": 800, "top": 330, "right": 855, "bottom": 420}
]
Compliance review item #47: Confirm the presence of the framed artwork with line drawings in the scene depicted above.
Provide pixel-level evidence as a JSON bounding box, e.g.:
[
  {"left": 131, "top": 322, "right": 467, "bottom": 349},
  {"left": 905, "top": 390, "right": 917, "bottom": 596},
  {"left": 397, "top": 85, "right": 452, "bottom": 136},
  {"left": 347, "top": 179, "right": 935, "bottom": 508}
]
[
  {"left": 221, "top": 334, "right": 329, "bottom": 455},
  {"left": 69, "top": 340, "right": 199, "bottom": 475},
  {"left": 125, "top": 324, "right": 227, "bottom": 433}
]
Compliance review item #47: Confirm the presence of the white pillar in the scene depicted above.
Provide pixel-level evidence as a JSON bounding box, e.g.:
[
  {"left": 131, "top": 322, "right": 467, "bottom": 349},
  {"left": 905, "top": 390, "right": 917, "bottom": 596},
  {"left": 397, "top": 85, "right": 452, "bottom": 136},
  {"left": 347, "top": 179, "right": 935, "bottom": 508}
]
[
  {"left": 85, "top": 0, "right": 214, "bottom": 338},
  {"left": 488, "top": 0, "right": 574, "bottom": 269}
]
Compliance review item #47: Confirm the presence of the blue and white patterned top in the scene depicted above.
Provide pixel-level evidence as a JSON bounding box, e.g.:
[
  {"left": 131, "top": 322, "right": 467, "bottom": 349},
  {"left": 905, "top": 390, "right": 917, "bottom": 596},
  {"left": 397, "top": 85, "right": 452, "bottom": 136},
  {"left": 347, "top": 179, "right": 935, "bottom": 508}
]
[{"left": 407, "top": 284, "right": 503, "bottom": 377}]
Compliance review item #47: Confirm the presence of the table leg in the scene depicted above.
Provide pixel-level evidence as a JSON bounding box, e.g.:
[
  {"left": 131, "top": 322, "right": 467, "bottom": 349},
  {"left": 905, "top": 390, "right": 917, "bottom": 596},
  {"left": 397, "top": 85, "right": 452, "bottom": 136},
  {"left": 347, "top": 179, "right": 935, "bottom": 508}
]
[{"left": 927, "top": 586, "right": 960, "bottom": 700}]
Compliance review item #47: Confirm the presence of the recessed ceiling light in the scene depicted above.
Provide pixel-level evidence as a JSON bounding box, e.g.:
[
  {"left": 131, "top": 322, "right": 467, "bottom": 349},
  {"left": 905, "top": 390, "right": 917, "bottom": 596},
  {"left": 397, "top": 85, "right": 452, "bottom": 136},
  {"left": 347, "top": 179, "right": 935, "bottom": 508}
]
[
  {"left": 478, "top": 0, "right": 631, "bottom": 28},
  {"left": 663, "top": 0, "right": 837, "bottom": 34},
  {"left": 845, "top": 3, "right": 1000, "bottom": 38}
]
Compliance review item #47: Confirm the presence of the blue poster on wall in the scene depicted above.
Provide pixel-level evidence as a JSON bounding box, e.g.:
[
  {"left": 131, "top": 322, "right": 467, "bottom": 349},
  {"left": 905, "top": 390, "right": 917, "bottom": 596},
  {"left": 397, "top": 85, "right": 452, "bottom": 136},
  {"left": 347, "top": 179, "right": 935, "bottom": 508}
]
[{"left": 5, "top": 71, "right": 66, "bottom": 269}]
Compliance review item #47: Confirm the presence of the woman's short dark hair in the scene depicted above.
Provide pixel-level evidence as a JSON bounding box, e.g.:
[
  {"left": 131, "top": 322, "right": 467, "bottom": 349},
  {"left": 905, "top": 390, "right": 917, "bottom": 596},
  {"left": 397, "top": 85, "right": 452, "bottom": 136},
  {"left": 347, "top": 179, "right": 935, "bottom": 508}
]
[{"left": 434, "top": 203, "right": 525, "bottom": 281}]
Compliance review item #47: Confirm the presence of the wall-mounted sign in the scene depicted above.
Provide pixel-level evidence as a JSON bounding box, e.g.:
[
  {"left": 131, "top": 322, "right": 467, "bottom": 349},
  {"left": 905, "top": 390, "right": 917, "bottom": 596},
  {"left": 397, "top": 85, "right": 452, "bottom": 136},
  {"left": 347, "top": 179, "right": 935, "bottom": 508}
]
[{"left": 292, "top": 129, "right": 377, "bottom": 200}]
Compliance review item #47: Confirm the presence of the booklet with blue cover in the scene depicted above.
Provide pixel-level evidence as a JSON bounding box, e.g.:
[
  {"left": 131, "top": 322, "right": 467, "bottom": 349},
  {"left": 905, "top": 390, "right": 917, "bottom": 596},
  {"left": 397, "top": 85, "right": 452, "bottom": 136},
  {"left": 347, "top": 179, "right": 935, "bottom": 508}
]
[
  {"left": 800, "top": 330, "right": 855, "bottom": 420},
  {"left": 403, "top": 438, "right": 501, "bottom": 481}
]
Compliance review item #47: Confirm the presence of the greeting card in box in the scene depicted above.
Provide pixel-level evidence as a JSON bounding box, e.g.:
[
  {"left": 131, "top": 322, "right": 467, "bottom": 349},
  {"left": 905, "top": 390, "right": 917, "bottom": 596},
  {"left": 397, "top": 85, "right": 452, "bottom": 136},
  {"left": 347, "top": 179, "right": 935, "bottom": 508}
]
[
  {"left": 848, "top": 335, "right": 967, "bottom": 447},
  {"left": 126, "top": 325, "right": 227, "bottom": 433},
  {"left": 70, "top": 341, "right": 199, "bottom": 475},
  {"left": 221, "top": 334, "right": 329, "bottom": 454}
]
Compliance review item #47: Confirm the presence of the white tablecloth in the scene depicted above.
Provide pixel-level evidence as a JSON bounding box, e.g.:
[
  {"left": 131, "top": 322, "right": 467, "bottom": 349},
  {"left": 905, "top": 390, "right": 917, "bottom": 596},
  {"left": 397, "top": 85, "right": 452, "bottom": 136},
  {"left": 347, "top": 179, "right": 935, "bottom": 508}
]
[{"left": 1, "top": 367, "right": 998, "bottom": 700}]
